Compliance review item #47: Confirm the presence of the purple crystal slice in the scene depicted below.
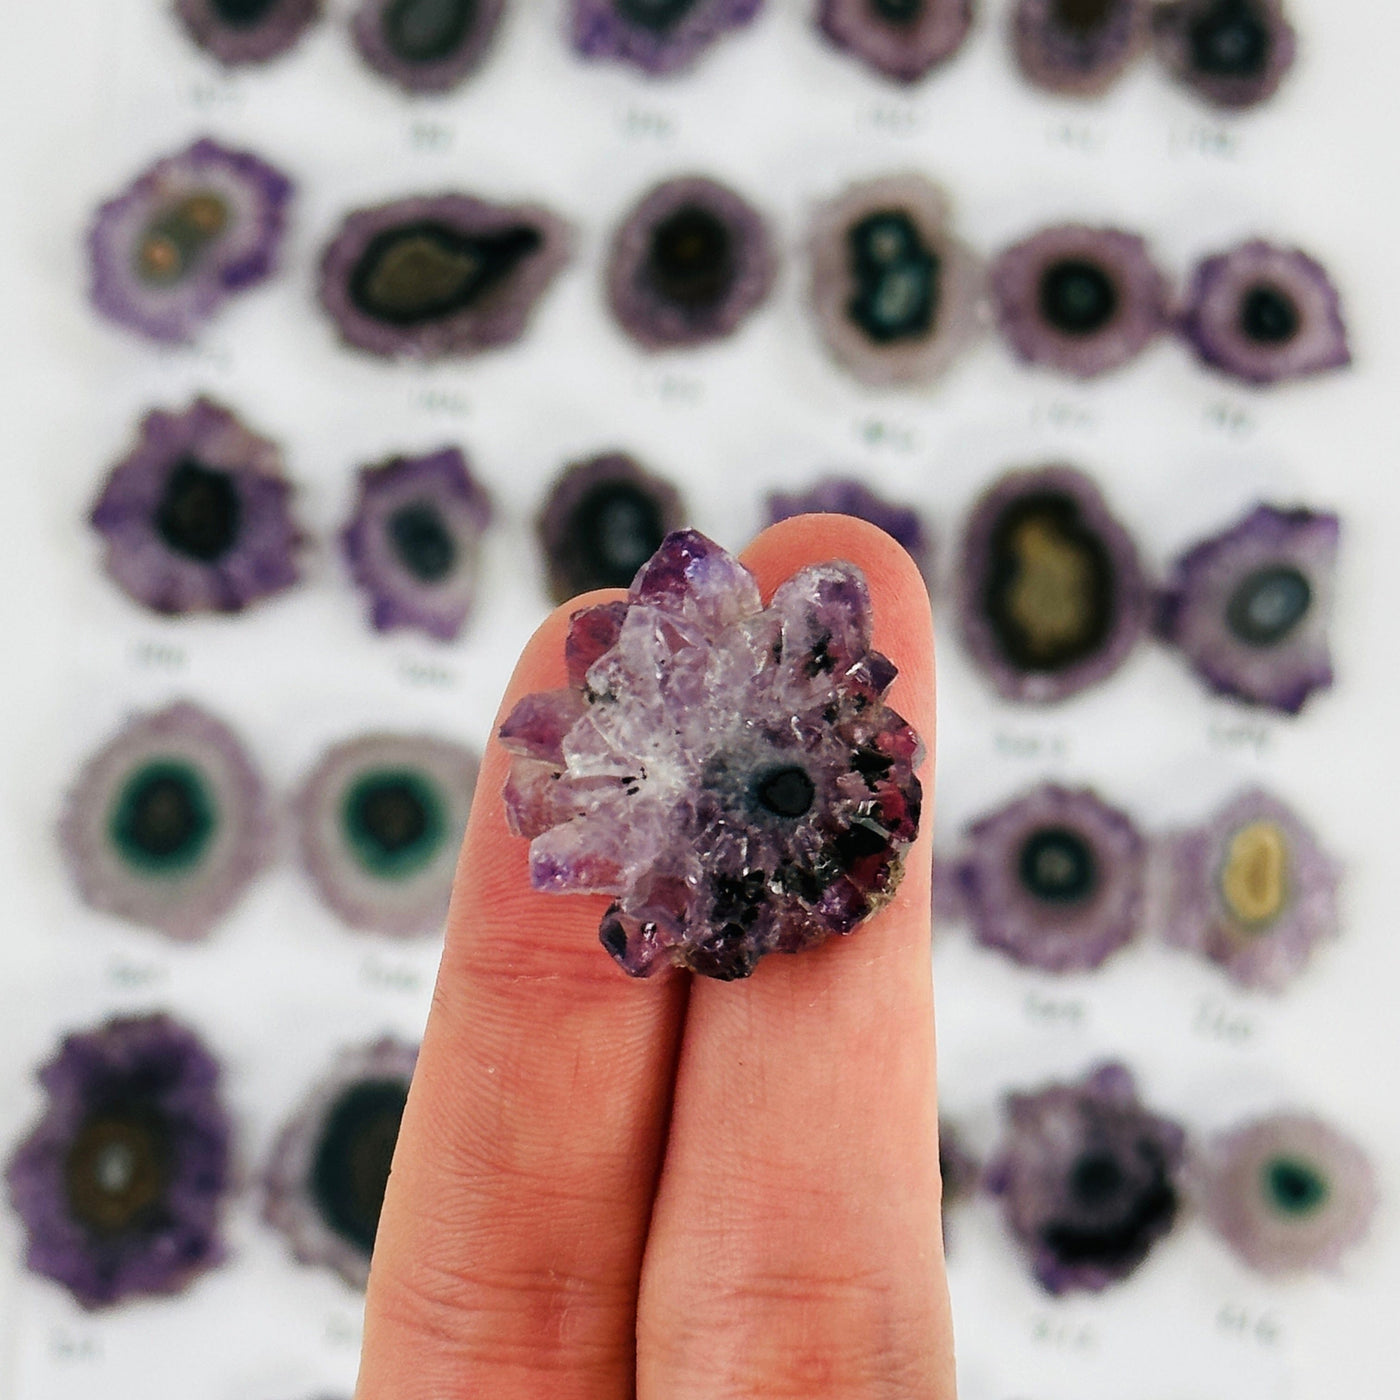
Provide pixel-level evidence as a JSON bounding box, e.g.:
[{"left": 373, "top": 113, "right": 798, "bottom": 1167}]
[
  {"left": 571, "top": 0, "right": 764, "bottom": 75},
  {"left": 350, "top": 0, "right": 505, "bottom": 92},
  {"left": 174, "top": 0, "right": 323, "bottom": 66},
  {"left": 766, "top": 477, "right": 932, "bottom": 578},
  {"left": 500, "top": 530, "right": 924, "bottom": 980},
  {"left": 817, "top": 0, "right": 975, "bottom": 85},
  {"left": 1011, "top": 0, "right": 1148, "bottom": 97},
  {"left": 1152, "top": 0, "right": 1297, "bottom": 110}
]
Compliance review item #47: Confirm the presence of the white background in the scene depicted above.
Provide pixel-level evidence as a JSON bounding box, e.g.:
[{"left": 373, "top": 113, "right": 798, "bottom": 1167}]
[{"left": 1, "top": 0, "right": 1398, "bottom": 1395}]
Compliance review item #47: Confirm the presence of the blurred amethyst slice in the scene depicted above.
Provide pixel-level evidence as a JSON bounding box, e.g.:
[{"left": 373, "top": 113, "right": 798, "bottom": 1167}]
[
  {"left": 351, "top": 0, "right": 505, "bottom": 92},
  {"left": 538, "top": 452, "right": 686, "bottom": 603},
  {"left": 808, "top": 174, "right": 983, "bottom": 388},
  {"left": 606, "top": 176, "right": 773, "bottom": 351},
  {"left": 296, "top": 733, "right": 478, "bottom": 936},
  {"left": 1163, "top": 787, "right": 1339, "bottom": 991},
  {"left": 957, "top": 465, "right": 1150, "bottom": 704},
  {"left": 1011, "top": 0, "right": 1148, "bottom": 96},
  {"left": 1156, "top": 503, "right": 1338, "bottom": 714},
  {"left": 766, "top": 477, "right": 931, "bottom": 577},
  {"left": 6, "top": 1014, "right": 231, "bottom": 1309},
  {"left": 342, "top": 446, "right": 493, "bottom": 640},
  {"left": 939, "top": 1119, "right": 980, "bottom": 1243},
  {"left": 264, "top": 1037, "right": 416, "bottom": 1289},
  {"left": 89, "top": 138, "right": 291, "bottom": 344},
  {"left": 955, "top": 784, "right": 1145, "bottom": 973},
  {"left": 500, "top": 530, "right": 923, "bottom": 980},
  {"left": 318, "top": 193, "right": 572, "bottom": 359},
  {"left": 1178, "top": 241, "right": 1349, "bottom": 387},
  {"left": 818, "top": 0, "right": 975, "bottom": 84},
  {"left": 571, "top": 0, "right": 763, "bottom": 74},
  {"left": 90, "top": 397, "right": 303, "bottom": 617},
  {"left": 59, "top": 702, "right": 272, "bottom": 941},
  {"left": 987, "top": 1062, "right": 1185, "bottom": 1294},
  {"left": 174, "top": 0, "right": 322, "bottom": 65},
  {"left": 1152, "top": 0, "right": 1296, "bottom": 109},
  {"left": 992, "top": 225, "right": 1167, "bottom": 379},
  {"left": 1198, "top": 1113, "right": 1376, "bottom": 1276}
]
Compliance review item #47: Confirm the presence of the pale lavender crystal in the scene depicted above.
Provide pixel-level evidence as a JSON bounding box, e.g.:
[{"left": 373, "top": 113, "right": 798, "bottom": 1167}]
[{"left": 500, "top": 530, "right": 924, "bottom": 981}]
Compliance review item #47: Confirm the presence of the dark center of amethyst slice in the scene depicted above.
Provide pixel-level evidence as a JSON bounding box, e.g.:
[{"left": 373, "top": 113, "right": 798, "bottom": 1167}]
[
  {"left": 211, "top": 0, "right": 283, "bottom": 23},
  {"left": 341, "top": 770, "right": 445, "bottom": 878},
  {"left": 614, "top": 0, "right": 703, "bottom": 32},
  {"left": 1018, "top": 826, "right": 1097, "bottom": 905},
  {"left": 64, "top": 1108, "right": 170, "bottom": 1235},
  {"left": 348, "top": 221, "right": 544, "bottom": 328},
  {"left": 1188, "top": 0, "right": 1270, "bottom": 78},
  {"left": 311, "top": 1080, "right": 406, "bottom": 1255},
  {"left": 155, "top": 458, "right": 243, "bottom": 564},
  {"left": 1224, "top": 564, "right": 1312, "bottom": 647},
  {"left": 870, "top": 0, "right": 924, "bottom": 24},
  {"left": 387, "top": 501, "right": 458, "bottom": 583},
  {"left": 570, "top": 482, "right": 669, "bottom": 588},
  {"left": 644, "top": 205, "right": 735, "bottom": 309},
  {"left": 109, "top": 761, "right": 217, "bottom": 874},
  {"left": 136, "top": 194, "right": 231, "bottom": 288},
  {"left": 1238, "top": 283, "right": 1301, "bottom": 345},
  {"left": 1037, "top": 259, "right": 1120, "bottom": 337},
  {"left": 1049, "top": 0, "right": 1116, "bottom": 33},
  {"left": 1070, "top": 1150, "right": 1126, "bottom": 1207},
  {"left": 846, "top": 211, "right": 939, "bottom": 345},
  {"left": 1041, "top": 1141, "right": 1178, "bottom": 1267},
  {"left": 753, "top": 765, "right": 817, "bottom": 819},
  {"left": 381, "top": 0, "right": 478, "bottom": 63},
  {"left": 1263, "top": 1156, "right": 1329, "bottom": 1217}
]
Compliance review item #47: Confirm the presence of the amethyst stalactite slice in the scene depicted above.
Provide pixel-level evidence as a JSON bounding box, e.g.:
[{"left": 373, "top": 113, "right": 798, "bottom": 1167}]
[
  {"left": 1152, "top": 0, "right": 1297, "bottom": 110},
  {"left": 571, "top": 0, "right": 764, "bottom": 75},
  {"left": 1010, "top": 0, "right": 1148, "bottom": 97},
  {"left": 817, "top": 0, "right": 975, "bottom": 85},
  {"left": 173, "top": 0, "right": 323, "bottom": 66},
  {"left": 500, "top": 530, "right": 924, "bottom": 980},
  {"left": 350, "top": 0, "right": 506, "bottom": 92}
]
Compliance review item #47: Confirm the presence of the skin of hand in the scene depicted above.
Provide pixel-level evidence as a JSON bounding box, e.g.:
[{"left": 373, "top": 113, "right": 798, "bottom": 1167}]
[{"left": 355, "top": 514, "right": 954, "bottom": 1400}]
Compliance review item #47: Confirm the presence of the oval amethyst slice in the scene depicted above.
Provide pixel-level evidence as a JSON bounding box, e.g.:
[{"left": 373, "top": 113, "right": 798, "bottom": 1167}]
[
  {"left": 342, "top": 446, "right": 493, "bottom": 640},
  {"left": 6, "top": 1014, "right": 232, "bottom": 1308},
  {"left": 957, "top": 465, "right": 1150, "bottom": 704},
  {"left": 992, "top": 225, "right": 1167, "bottom": 379},
  {"left": 1152, "top": 0, "right": 1296, "bottom": 109},
  {"left": 606, "top": 176, "right": 774, "bottom": 352},
  {"left": 537, "top": 452, "right": 686, "bottom": 603},
  {"left": 808, "top": 173, "right": 983, "bottom": 387},
  {"left": 89, "top": 138, "right": 292, "bottom": 345},
  {"left": 1156, "top": 503, "right": 1339, "bottom": 714},
  {"left": 318, "top": 194, "right": 571, "bottom": 360},
  {"left": 1010, "top": 0, "right": 1148, "bottom": 96},
  {"left": 173, "top": 0, "right": 322, "bottom": 64},
  {"left": 766, "top": 477, "right": 932, "bottom": 577},
  {"left": 571, "top": 0, "right": 764, "bottom": 74},
  {"left": 264, "top": 1037, "right": 417, "bottom": 1290},
  {"left": 954, "top": 784, "right": 1146, "bottom": 973},
  {"left": 817, "top": 0, "right": 975, "bottom": 85},
  {"left": 350, "top": 0, "right": 505, "bottom": 92}
]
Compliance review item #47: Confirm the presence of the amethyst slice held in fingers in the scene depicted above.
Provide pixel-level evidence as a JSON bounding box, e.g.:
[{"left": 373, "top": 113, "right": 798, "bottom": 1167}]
[
  {"left": 173, "top": 0, "right": 322, "bottom": 65},
  {"left": 766, "top": 477, "right": 932, "bottom": 577},
  {"left": 89, "top": 138, "right": 291, "bottom": 344},
  {"left": 1156, "top": 503, "right": 1339, "bottom": 713},
  {"left": 958, "top": 465, "right": 1150, "bottom": 704},
  {"left": 90, "top": 397, "right": 303, "bottom": 617},
  {"left": 500, "top": 530, "right": 924, "bottom": 981},
  {"left": 987, "top": 1062, "right": 1186, "bottom": 1294},
  {"left": 817, "top": 0, "right": 975, "bottom": 85},
  {"left": 342, "top": 446, "right": 493, "bottom": 640},
  {"left": 571, "top": 0, "right": 763, "bottom": 74},
  {"left": 1163, "top": 787, "right": 1340, "bottom": 990},
  {"left": 264, "top": 1038, "right": 417, "bottom": 1289},
  {"left": 350, "top": 0, "right": 505, "bottom": 92},
  {"left": 6, "top": 1014, "right": 232, "bottom": 1309},
  {"left": 955, "top": 784, "right": 1146, "bottom": 973},
  {"left": 1011, "top": 0, "right": 1148, "bottom": 97},
  {"left": 1152, "top": 0, "right": 1296, "bottom": 109},
  {"left": 318, "top": 194, "right": 571, "bottom": 360},
  {"left": 992, "top": 225, "right": 1167, "bottom": 379},
  {"left": 59, "top": 702, "right": 272, "bottom": 941}
]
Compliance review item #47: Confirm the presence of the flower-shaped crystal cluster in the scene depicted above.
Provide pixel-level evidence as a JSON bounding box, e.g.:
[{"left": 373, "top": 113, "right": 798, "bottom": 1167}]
[{"left": 500, "top": 531, "right": 923, "bottom": 980}]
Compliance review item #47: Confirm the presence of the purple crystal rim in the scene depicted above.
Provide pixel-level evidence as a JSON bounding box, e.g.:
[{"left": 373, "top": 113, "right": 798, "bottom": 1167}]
[
  {"left": 1010, "top": 0, "right": 1148, "bottom": 97},
  {"left": 817, "top": 0, "right": 975, "bottom": 84},
  {"left": 1152, "top": 0, "right": 1297, "bottom": 110},
  {"left": 350, "top": 0, "right": 506, "bottom": 92},
  {"left": 571, "top": 0, "right": 764, "bottom": 75},
  {"left": 173, "top": 0, "right": 323, "bottom": 65}
]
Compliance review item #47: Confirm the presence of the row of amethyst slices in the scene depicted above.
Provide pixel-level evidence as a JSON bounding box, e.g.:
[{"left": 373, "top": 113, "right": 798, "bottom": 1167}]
[
  {"left": 90, "top": 139, "right": 1351, "bottom": 391},
  {"left": 172, "top": 0, "right": 1302, "bottom": 109}
]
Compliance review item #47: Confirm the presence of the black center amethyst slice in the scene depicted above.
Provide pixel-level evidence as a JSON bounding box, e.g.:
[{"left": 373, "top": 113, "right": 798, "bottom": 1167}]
[
  {"left": 500, "top": 530, "right": 923, "bottom": 980},
  {"left": 817, "top": 0, "right": 975, "bottom": 84},
  {"left": 174, "top": 0, "right": 323, "bottom": 66},
  {"left": 1011, "top": 0, "right": 1148, "bottom": 97},
  {"left": 350, "top": 0, "right": 505, "bottom": 92},
  {"left": 571, "top": 0, "right": 763, "bottom": 74},
  {"left": 1152, "top": 0, "right": 1296, "bottom": 109}
]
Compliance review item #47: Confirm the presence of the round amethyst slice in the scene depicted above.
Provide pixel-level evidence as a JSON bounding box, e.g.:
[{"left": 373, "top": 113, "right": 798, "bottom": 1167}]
[
  {"left": 1179, "top": 241, "right": 1349, "bottom": 388},
  {"left": 817, "top": 0, "right": 975, "bottom": 85},
  {"left": 264, "top": 1038, "right": 416, "bottom": 1290},
  {"left": 89, "top": 138, "right": 291, "bottom": 345},
  {"left": 537, "top": 452, "right": 686, "bottom": 603},
  {"left": 992, "top": 225, "right": 1167, "bottom": 379},
  {"left": 571, "top": 0, "right": 764, "bottom": 75},
  {"left": 1010, "top": 0, "right": 1148, "bottom": 96},
  {"left": 766, "top": 477, "right": 932, "bottom": 577},
  {"left": 89, "top": 397, "right": 303, "bottom": 617},
  {"left": 1198, "top": 1113, "right": 1376, "bottom": 1276},
  {"left": 957, "top": 465, "right": 1150, "bottom": 704},
  {"left": 318, "top": 194, "right": 572, "bottom": 360},
  {"left": 500, "top": 530, "right": 924, "bottom": 981},
  {"left": 1152, "top": 0, "right": 1296, "bottom": 109},
  {"left": 6, "top": 1014, "right": 232, "bottom": 1309},
  {"left": 1163, "top": 787, "right": 1340, "bottom": 991},
  {"left": 350, "top": 0, "right": 505, "bottom": 92},
  {"left": 296, "top": 733, "right": 478, "bottom": 937},
  {"left": 606, "top": 176, "right": 773, "bottom": 352},
  {"left": 1157, "top": 503, "right": 1338, "bottom": 714},
  {"left": 987, "top": 1062, "right": 1186, "bottom": 1294},
  {"left": 808, "top": 174, "right": 983, "bottom": 388},
  {"left": 954, "top": 784, "right": 1145, "bottom": 973},
  {"left": 342, "top": 446, "right": 493, "bottom": 641},
  {"left": 173, "top": 0, "right": 322, "bottom": 65},
  {"left": 59, "top": 702, "right": 272, "bottom": 941}
]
